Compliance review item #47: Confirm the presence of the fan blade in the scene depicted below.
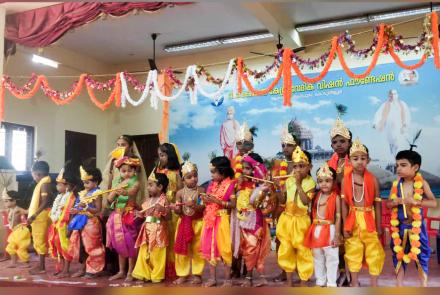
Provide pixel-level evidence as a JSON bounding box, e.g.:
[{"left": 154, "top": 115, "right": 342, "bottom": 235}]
[
  {"left": 293, "top": 46, "right": 306, "bottom": 53},
  {"left": 249, "top": 51, "right": 276, "bottom": 57},
  {"left": 173, "top": 70, "right": 183, "bottom": 74}
]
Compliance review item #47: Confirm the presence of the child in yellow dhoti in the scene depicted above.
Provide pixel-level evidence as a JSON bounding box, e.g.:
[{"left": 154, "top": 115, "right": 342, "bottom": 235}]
[
  {"left": 342, "top": 139, "right": 385, "bottom": 287},
  {"left": 3, "top": 190, "right": 30, "bottom": 268},
  {"left": 276, "top": 146, "right": 315, "bottom": 286},
  {"left": 28, "top": 161, "right": 53, "bottom": 274},
  {"left": 132, "top": 173, "right": 170, "bottom": 283},
  {"left": 171, "top": 161, "right": 205, "bottom": 285}
]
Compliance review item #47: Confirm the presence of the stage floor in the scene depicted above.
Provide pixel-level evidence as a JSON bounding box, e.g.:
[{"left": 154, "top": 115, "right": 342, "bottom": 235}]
[{"left": 0, "top": 247, "right": 438, "bottom": 287}]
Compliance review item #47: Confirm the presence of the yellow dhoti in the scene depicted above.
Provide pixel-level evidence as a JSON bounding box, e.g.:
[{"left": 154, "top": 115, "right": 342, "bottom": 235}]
[
  {"left": 132, "top": 246, "right": 166, "bottom": 282},
  {"left": 6, "top": 224, "right": 31, "bottom": 262},
  {"left": 276, "top": 209, "right": 313, "bottom": 280},
  {"left": 344, "top": 211, "right": 385, "bottom": 276},
  {"left": 31, "top": 209, "right": 51, "bottom": 255},
  {"left": 175, "top": 218, "right": 205, "bottom": 276}
]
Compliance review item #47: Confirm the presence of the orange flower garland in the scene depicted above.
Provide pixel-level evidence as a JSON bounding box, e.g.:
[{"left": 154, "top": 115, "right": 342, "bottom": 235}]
[
  {"left": 41, "top": 74, "right": 87, "bottom": 106},
  {"left": 431, "top": 12, "right": 440, "bottom": 69},
  {"left": 279, "top": 160, "right": 288, "bottom": 186},
  {"left": 234, "top": 155, "right": 243, "bottom": 179},
  {"left": 337, "top": 24, "right": 386, "bottom": 79},
  {"left": 9, "top": 75, "right": 44, "bottom": 99},
  {"left": 291, "top": 37, "right": 338, "bottom": 84},
  {"left": 282, "top": 48, "right": 293, "bottom": 107},
  {"left": 390, "top": 172, "right": 424, "bottom": 263},
  {"left": 86, "top": 73, "right": 121, "bottom": 111}
]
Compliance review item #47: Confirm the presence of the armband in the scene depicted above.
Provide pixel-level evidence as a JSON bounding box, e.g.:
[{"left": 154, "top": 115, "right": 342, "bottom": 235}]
[{"left": 374, "top": 197, "right": 382, "bottom": 202}]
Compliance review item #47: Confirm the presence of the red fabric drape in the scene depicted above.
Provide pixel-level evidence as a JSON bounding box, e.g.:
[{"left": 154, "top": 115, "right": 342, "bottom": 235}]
[{"left": 5, "top": 2, "right": 192, "bottom": 48}]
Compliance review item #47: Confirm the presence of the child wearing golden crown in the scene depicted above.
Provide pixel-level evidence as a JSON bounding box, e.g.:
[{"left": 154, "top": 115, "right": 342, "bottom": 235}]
[
  {"left": 132, "top": 173, "right": 170, "bottom": 283},
  {"left": 387, "top": 150, "right": 437, "bottom": 287},
  {"left": 27, "top": 161, "right": 53, "bottom": 275},
  {"left": 304, "top": 163, "right": 342, "bottom": 287},
  {"left": 276, "top": 146, "right": 315, "bottom": 286},
  {"left": 235, "top": 152, "right": 275, "bottom": 287},
  {"left": 200, "top": 156, "right": 236, "bottom": 287},
  {"left": 67, "top": 166, "right": 106, "bottom": 278},
  {"left": 106, "top": 156, "right": 142, "bottom": 282},
  {"left": 3, "top": 190, "right": 30, "bottom": 268},
  {"left": 48, "top": 167, "right": 79, "bottom": 278},
  {"left": 328, "top": 117, "right": 352, "bottom": 186},
  {"left": 341, "top": 138, "right": 384, "bottom": 287},
  {"left": 171, "top": 161, "right": 205, "bottom": 285}
]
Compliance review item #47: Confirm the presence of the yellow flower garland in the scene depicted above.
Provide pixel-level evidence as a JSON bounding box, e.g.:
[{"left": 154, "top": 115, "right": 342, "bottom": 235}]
[{"left": 390, "top": 172, "right": 424, "bottom": 263}]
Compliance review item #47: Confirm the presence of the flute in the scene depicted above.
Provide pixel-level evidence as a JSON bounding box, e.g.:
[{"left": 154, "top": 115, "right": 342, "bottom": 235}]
[
  {"left": 399, "top": 182, "right": 408, "bottom": 219},
  {"left": 243, "top": 175, "right": 275, "bottom": 184},
  {"left": 272, "top": 173, "right": 295, "bottom": 179},
  {"left": 80, "top": 184, "right": 129, "bottom": 205}
]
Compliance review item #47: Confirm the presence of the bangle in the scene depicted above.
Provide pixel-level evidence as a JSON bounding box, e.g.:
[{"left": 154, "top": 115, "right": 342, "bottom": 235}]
[{"left": 340, "top": 194, "right": 345, "bottom": 199}]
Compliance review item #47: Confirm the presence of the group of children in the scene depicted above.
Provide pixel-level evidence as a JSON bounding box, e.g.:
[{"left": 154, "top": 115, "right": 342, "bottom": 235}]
[{"left": 1, "top": 117, "right": 437, "bottom": 287}]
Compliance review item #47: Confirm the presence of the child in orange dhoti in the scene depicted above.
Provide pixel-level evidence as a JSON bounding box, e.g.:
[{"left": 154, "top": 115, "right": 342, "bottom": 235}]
[{"left": 342, "top": 138, "right": 385, "bottom": 287}]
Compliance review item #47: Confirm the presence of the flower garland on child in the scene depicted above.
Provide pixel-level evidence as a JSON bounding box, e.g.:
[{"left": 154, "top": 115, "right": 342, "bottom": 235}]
[
  {"left": 390, "top": 172, "right": 424, "bottom": 263},
  {"left": 279, "top": 160, "right": 288, "bottom": 186}
]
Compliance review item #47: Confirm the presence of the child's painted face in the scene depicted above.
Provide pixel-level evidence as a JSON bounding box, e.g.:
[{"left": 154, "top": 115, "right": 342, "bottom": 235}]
[
  {"left": 147, "top": 180, "right": 162, "bottom": 196},
  {"left": 282, "top": 143, "right": 295, "bottom": 159},
  {"left": 31, "top": 170, "right": 45, "bottom": 182},
  {"left": 210, "top": 167, "right": 224, "bottom": 182},
  {"left": 350, "top": 152, "right": 369, "bottom": 173},
  {"left": 292, "top": 161, "right": 311, "bottom": 179},
  {"left": 83, "top": 179, "right": 97, "bottom": 191},
  {"left": 158, "top": 148, "right": 168, "bottom": 167},
  {"left": 396, "top": 159, "right": 418, "bottom": 179},
  {"left": 242, "top": 161, "right": 253, "bottom": 177},
  {"left": 331, "top": 135, "right": 350, "bottom": 156},
  {"left": 56, "top": 182, "right": 68, "bottom": 194},
  {"left": 116, "top": 138, "right": 130, "bottom": 150},
  {"left": 317, "top": 177, "right": 334, "bottom": 193},
  {"left": 119, "top": 164, "right": 136, "bottom": 180},
  {"left": 3, "top": 198, "right": 16, "bottom": 209},
  {"left": 183, "top": 171, "right": 198, "bottom": 188}
]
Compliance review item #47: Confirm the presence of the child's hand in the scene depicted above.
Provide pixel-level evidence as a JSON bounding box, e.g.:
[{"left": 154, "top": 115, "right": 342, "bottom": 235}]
[
  {"left": 168, "top": 203, "right": 180, "bottom": 211},
  {"left": 343, "top": 230, "right": 351, "bottom": 239},
  {"left": 331, "top": 234, "right": 342, "bottom": 247},
  {"left": 294, "top": 172, "right": 302, "bottom": 185},
  {"left": 154, "top": 203, "right": 165, "bottom": 214},
  {"left": 27, "top": 215, "right": 36, "bottom": 226}
]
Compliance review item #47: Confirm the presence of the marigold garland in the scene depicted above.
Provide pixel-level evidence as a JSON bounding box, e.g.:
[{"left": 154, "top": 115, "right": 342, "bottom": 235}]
[
  {"left": 388, "top": 47, "right": 428, "bottom": 70},
  {"left": 86, "top": 73, "right": 121, "bottom": 111},
  {"left": 390, "top": 172, "right": 424, "bottom": 263},
  {"left": 41, "top": 74, "right": 86, "bottom": 105},
  {"left": 431, "top": 12, "right": 440, "bottom": 69},
  {"left": 234, "top": 155, "right": 243, "bottom": 179},
  {"left": 279, "top": 160, "right": 288, "bottom": 186}
]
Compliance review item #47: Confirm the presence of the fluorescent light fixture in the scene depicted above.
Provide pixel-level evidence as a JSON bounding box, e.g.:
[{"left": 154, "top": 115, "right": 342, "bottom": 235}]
[
  {"left": 164, "top": 40, "right": 221, "bottom": 52},
  {"left": 296, "top": 17, "right": 369, "bottom": 32},
  {"left": 221, "top": 32, "right": 274, "bottom": 44},
  {"left": 32, "top": 54, "right": 59, "bottom": 68},
  {"left": 368, "top": 7, "right": 431, "bottom": 22}
]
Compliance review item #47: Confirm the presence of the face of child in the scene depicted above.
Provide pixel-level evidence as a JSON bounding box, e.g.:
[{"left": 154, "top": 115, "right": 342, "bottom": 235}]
[
  {"left": 116, "top": 138, "right": 130, "bottom": 150},
  {"left": 31, "top": 170, "right": 45, "bottom": 182},
  {"left": 210, "top": 167, "right": 224, "bottom": 182},
  {"left": 158, "top": 148, "right": 168, "bottom": 167},
  {"left": 350, "top": 152, "right": 369, "bottom": 173},
  {"left": 282, "top": 143, "right": 295, "bottom": 159},
  {"left": 56, "top": 182, "right": 68, "bottom": 194},
  {"left": 317, "top": 177, "right": 334, "bottom": 193},
  {"left": 236, "top": 140, "right": 253, "bottom": 155},
  {"left": 3, "top": 198, "right": 16, "bottom": 209},
  {"left": 147, "top": 180, "right": 162, "bottom": 197},
  {"left": 183, "top": 171, "right": 198, "bottom": 188},
  {"left": 242, "top": 161, "right": 253, "bottom": 177},
  {"left": 396, "top": 159, "right": 418, "bottom": 179},
  {"left": 292, "top": 161, "right": 310, "bottom": 179},
  {"left": 331, "top": 135, "right": 350, "bottom": 156},
  {"left": 83, "top": 179, "right": 97, "bottom": 191},
  {"left": 120, "top": 164, "right": 135, "bottom": 180}
]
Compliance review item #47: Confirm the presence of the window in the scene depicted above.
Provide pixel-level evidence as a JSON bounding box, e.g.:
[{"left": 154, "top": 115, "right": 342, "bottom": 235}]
[{"left": 0, "top": 122, "right": 34, "bottom": 171}]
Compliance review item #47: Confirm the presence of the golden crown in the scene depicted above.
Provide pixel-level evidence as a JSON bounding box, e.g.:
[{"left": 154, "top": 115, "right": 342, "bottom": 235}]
[
  {"left": 56, "top": 168, "right": 66, "bottom": 183},
  {"left": 235, "top": 122, "right": 253, "bottom": 142},
  {"left": 330, "top": 117, "right": 351, "bottom": 140},
  {"left": 148, "top": 172, "right": 158, "bottom": 182},
  {"left": 1, "top": 188, "right": 10, "bottom": 200},
  {"left": 292, "top": 146, "right": 309, "bottom": 164},
  {"left": 349, "top": 138, "right": 368, "bottom": 156},
  {"left": 109, "top": 147, "right": 126, "bottom": 159},
  {"left": 80, "top": 166, "right": 93, "bottom": 181},
  {"left": 181, "top": 161, "right": 197, "bottom": 176},
  {"left": 317, "top": 162, "right": 334, "bottom": 179},
  {"left": 281, "top": 124, "right": 296, "bottom": 145}
]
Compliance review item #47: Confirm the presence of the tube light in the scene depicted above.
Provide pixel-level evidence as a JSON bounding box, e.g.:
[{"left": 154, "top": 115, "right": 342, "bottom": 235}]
[
  {"left": 164, "top": 40, "right": 221, "bottom": 52},
  {"left": 296, "top": 17, "right": 369, "bottom": 33},
  {"left": 221, "top": 32, "right": 274, "bottom": 44},
  {"left": 32, "top": 54, "right": 59, "bottom": 68},
  {"left": 368, "top": 7, "right": 431, "bottom": 22}
]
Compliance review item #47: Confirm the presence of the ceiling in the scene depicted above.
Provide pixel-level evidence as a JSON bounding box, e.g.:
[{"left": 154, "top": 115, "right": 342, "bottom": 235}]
[{"left": 3, "top": 1, "right": 432, "bottom": 65}]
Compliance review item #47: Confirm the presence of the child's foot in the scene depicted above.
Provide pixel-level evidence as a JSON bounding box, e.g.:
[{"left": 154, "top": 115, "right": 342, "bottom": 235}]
[
  {"left": 29, "top": 266, "right": 46, "bottom": 275},
  {"left": 55, "top": 271, "right": 70, "bottom": 279},
  {"left": 241, "top": 277, "right": 252, "bottom": 287},
  {"left": 203, "top": 279, "right": 217, "bottom": 287},
  {"left": 19, "top": 262, "right": 31, "bottom": 269},
  {"left": 253, "top": 277, "right": 268, "bottom": 287},
  {"left": 298, "top": 280, "right": 308, "bottom": 287},
  {"left": 125, "top": 273, "right": 134, "bottom": 282},
  {"left": 272, "top": 271, "right": 287, "bottom": 282},
  {"left": 173, "top": 276, "right": 187, "bottom": 285},
  {"left": 83, "top": 272, "right": 97, "bottom": 279},
  {"left": 190, "top": 275, "right": 202, "bottom": 285},
  {"left": 221, "top": 279, "right": 233, "bottom": 288},
  {"left": 71, "top": 270, "right": 86, "bottom": 278},
  {"left": 109, "top": 272, "right": 126, "bottom": 281}
]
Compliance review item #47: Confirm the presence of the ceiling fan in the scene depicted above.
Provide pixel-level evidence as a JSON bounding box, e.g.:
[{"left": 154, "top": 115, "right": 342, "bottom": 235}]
[
  {"left": 250, "top": 33, "right": 306, "bottom": 58},
  {"left": 131, "top": 33, "right": 182, "bottom": 74}
]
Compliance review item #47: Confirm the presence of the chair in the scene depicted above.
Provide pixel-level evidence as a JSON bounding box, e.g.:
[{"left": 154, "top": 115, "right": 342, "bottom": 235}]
[
  {"left": 380, "top": 201, "right": 391, "bottom": 246},
  {"left": 423, "top": 208, "right": 440, "bottom": 247}
]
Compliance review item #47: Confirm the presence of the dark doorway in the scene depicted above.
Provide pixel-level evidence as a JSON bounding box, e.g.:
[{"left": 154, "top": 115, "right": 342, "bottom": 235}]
[
  {"left": 131, "top": 134, "right": 160, "bottom": 176},
  {"left": 65, "top": 130, "right": 97, "bottom": 169}
]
